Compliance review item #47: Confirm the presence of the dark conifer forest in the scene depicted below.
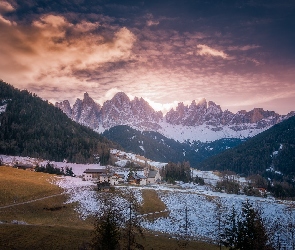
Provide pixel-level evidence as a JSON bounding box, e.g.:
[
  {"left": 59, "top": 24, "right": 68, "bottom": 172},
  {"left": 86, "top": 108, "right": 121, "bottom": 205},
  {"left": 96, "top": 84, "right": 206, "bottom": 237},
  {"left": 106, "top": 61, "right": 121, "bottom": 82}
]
[
  {"left": 196, "top": 115, "right": 295, "bottom": 177},
  {"left": 0, "top": 80, "right": 117, "bottom": 163}
]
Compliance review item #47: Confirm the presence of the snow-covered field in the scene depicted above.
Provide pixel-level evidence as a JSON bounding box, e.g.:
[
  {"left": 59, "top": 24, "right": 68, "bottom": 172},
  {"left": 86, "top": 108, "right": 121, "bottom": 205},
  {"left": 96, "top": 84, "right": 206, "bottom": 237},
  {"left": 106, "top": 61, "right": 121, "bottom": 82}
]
[{"left": 55, "top": 175, "right": 295, "bottom": 247}]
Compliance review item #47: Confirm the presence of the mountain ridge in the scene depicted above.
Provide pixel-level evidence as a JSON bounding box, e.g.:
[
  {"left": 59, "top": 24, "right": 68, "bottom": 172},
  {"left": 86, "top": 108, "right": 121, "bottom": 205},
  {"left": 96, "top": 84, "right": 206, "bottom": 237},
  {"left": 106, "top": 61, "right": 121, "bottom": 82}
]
[
  {"left": 196, "top": 114, "right": 295, "bottom": 177},
  {"left": 56, "top": 92, "right": 295, "bottom": 142}
]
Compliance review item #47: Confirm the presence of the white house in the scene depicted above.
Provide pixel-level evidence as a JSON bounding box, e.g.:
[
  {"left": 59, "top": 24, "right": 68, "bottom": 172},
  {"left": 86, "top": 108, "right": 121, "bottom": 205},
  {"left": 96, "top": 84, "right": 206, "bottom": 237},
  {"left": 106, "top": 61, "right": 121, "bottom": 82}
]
[
  {"left": 98, "top": 173, "right": 125, "bottom": 185},
  {"left": 144, "top": 168, "right": 161, "bottom": 184},
  {"left": 128, "top": 173, "right": 147, "bottom": 185},
  {"left": 83, "top": 169, "right": 106, "bottom": 181}
]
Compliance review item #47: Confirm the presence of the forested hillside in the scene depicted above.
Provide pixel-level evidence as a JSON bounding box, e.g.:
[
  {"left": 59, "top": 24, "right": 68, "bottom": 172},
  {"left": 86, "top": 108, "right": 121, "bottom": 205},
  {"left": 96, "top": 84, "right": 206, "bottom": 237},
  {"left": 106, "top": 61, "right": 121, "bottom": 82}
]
[
  {"left": 0, "top": 80, "right": 118, "bottom": 163},
  {"left": 102, "top": 125, "right": 244, "bottom": 166},
  {"left": 197, "top": 115, "right": 295, "bottom": 177}
]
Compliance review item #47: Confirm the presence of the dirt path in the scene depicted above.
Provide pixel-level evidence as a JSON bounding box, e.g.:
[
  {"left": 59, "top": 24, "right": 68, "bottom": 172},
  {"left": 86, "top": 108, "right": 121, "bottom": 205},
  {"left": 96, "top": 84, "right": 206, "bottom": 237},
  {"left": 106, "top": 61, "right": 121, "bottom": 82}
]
[{"left": 0, "top": 193, "right": 63, "bottom": 209}]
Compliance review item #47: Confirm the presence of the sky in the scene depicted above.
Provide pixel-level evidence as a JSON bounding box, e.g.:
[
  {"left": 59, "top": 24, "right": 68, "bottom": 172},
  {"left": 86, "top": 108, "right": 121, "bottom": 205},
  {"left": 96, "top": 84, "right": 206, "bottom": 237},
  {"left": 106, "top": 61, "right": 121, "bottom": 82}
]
[{"left": 0, "top": 0, "right": 295, "bottom": 115}]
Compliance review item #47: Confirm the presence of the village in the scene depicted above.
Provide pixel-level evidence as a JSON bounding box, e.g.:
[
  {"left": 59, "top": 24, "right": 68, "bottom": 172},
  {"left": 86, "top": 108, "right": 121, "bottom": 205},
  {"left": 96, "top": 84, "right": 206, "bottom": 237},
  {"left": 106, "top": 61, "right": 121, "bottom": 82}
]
[{"left": 82, "top": 166, "right": 162, "bottom": 189}]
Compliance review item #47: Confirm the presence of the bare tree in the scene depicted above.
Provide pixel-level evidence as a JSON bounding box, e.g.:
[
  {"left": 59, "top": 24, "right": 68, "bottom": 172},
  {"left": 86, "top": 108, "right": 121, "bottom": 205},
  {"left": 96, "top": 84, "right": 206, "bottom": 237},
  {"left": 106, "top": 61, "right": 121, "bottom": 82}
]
[
  {"left": 121, "top": 188, "right": 144, "bottom": 250},
  {"left": 92, "top": 195, "right": 124, "bottom": 250},
  {"left": 177, "top": 205, "right": 191, "bottom": 249}
]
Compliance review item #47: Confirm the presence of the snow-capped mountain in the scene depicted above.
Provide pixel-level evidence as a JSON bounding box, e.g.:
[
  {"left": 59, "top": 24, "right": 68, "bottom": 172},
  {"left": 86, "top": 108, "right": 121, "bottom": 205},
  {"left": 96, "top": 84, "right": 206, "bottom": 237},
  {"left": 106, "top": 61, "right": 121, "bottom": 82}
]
[{"left": 55, "top": 92, "right": 294, "bottom": 142}]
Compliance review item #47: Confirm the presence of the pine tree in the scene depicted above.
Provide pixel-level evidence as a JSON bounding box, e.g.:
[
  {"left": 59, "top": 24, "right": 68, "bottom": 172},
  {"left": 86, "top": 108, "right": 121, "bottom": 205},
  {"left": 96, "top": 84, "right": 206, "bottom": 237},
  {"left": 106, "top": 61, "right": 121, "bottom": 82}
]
[
  {"left": 221, "top": 201, "right": 274, "bottom": 250},
  {"left": 121, "top": 189, "right": 144, "bottom": 250},
  {"left": 92, "top": 197, "right": 123, "bottom": 250},
  {"left": 221, "top": 206, "right": 239, "bottom": 250},
  {"left": 236, "top": 200, "right": 273, "bottom": 250}
]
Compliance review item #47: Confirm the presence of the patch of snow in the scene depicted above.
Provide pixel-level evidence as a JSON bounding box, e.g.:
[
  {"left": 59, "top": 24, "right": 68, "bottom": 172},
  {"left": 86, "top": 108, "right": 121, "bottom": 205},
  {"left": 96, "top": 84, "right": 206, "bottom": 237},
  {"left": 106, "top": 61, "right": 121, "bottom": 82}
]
[
  {"left": 273, "top": 151, "right": 278, "bottom": 156},
  {"left": 0, "top": 104, "right": 7, "bottom": 114}
]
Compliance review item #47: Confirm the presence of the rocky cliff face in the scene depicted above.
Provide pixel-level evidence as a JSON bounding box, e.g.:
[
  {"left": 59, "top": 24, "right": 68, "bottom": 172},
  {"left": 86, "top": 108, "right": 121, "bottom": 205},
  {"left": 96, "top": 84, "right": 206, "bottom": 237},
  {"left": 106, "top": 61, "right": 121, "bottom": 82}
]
[
  {"left": 55, "top": 92, "right": 294, "bottom": 141},
  {"left": 100, "top": 92, "right": 162, "bottom": 130},
  {"left": 165, "top": 99, "right": 225, "bottom": 126},
  {"left": 56, "top": 92, "right": 162, "bottom": 131},
  {"left": 57, "top": 93, "right": 101, "bottom": 128},
  {"left": 165, "top": 100, "right": 284, "bottom": 131}
]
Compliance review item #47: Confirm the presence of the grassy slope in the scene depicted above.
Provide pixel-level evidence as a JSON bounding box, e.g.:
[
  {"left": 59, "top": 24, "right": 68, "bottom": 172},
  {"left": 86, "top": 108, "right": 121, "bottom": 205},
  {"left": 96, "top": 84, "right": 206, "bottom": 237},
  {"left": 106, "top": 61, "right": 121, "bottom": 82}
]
[
  {"left": 0, "top": 166, "right": 225, "bottom": 249},
  {"left": 0, "top": 166, "right": 61, "bottom": 206}
]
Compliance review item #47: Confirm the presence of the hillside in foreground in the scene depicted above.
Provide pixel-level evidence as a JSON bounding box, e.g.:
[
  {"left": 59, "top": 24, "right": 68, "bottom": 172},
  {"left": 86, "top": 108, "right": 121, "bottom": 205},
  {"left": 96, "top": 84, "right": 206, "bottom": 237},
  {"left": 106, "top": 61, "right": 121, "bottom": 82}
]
[
  {"left": 0, "top": 166, "right": 222, "bottom": 250},
  {"left": 0, "top": 80, "right": 118, "bottom": 164}
]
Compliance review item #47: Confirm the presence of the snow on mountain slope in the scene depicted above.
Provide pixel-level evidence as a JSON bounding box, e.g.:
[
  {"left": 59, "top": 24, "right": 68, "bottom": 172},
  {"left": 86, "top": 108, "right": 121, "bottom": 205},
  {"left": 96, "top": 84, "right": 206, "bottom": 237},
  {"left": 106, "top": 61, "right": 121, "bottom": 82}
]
[
  {"left": 0, "top": 104, "right": 7, "bottom": 114},
  {"left": 158, "top": 121, "right": 270, "bottom": 142}
]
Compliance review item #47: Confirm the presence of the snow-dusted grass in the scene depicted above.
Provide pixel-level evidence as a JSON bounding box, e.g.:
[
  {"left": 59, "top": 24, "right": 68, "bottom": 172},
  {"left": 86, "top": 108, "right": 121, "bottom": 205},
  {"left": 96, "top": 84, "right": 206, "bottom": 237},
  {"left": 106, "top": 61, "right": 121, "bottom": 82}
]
[{"left": 56, "top": 176, "right": 295, "bottom": 246}]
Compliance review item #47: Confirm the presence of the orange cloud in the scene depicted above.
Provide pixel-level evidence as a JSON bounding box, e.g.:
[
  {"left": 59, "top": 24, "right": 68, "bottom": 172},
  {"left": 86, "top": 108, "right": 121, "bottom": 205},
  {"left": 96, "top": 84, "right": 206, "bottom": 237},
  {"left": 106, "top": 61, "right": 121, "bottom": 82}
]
[
  {"left": 0, "top": 14, "right": 136, "bottom": 90},
  {"left": 0, "top": 1, "right": 15, "bottom": 13},
  {"left": 0, "top": 14, "right": 15, "bottom": 25}
]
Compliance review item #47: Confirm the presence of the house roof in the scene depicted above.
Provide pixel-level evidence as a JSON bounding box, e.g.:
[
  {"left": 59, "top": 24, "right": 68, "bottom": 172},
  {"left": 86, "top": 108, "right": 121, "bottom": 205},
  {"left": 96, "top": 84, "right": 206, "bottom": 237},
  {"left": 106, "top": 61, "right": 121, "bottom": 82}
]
[
  {"left": 129, "top": 174, "right": 146, "bottom": 180},
  {"left": 137, "top": 175, "right": 147, "bottom": 179},
  {"left": 147, "top": 170, "right": 158, "bottom": 178},
  {"left": 83, "top": 169, "right": 106, "bottom": 174}
]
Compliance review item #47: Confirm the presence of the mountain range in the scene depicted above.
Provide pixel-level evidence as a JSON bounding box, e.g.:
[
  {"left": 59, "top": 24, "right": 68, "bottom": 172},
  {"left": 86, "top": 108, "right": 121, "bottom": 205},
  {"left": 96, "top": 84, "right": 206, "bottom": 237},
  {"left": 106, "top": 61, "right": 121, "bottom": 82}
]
[{"left": 56, "top": 92, "right": 295, "bottom": 142}]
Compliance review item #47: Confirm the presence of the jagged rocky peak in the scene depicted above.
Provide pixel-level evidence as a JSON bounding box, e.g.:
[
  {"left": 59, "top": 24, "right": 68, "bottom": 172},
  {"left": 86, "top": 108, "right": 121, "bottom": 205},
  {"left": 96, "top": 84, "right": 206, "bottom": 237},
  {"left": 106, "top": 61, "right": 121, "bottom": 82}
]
[
  {"left": 165, "top": 102, "right": 187, "bottom": 125},
  {"left": 166, "top": 98, "right": 222, "bottom": 126},
  {"left": 110, "top": 92, "right": 130, "bottom": 105},
  {"left": 81, "top": 92, "right": 101, "bottom": 112},
  {"left": 131, "top": 97, "right": 163, "bottom": 120},
  {"left": 55, "top": 100, "right": 72, "bottom": 117},
  {"left": 101, "top": 92, "right": 131, "bottom": 115},
  {"left": 230, "top": 108, "right": 280, "bottom": 125}
]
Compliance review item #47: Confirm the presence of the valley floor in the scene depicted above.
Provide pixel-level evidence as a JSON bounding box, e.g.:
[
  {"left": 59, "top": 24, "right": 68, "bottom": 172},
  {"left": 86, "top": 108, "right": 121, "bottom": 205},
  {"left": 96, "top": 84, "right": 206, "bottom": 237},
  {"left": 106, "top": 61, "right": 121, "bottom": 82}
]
[{"left": 0, "top": 166, "right": 225, "bottom": 249}]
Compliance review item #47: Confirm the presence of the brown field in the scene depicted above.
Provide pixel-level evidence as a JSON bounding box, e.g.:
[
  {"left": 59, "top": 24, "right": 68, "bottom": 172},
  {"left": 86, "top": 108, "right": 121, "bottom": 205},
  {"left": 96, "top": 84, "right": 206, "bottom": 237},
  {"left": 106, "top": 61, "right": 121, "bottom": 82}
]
[
  {"left": 0, "top": 166, "right": 61, "bottom": 206},
  {"left": 140, "top": 189, "right": 167, "bottom": 214},
  {"left": 0, "top": 224, "right": 226, "bottom": 250},
  {"left": 0, "top": 166, "right": 225, "bottom": 249}
]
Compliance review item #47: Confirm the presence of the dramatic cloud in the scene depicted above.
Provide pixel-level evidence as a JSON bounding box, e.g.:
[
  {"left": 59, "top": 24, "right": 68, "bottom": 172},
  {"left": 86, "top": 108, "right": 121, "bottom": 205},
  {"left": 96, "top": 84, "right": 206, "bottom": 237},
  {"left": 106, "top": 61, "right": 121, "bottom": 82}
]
[
  {"left": 0, "top": 0, "right": 294, "bottom": 114},
  {"left": 0, "top": 1, "right": 15, "bottom": 13},
  {"left": 0, "top": 13, "right": 136, "bottom": 94},
  {"left": 0, "top": 14, "right": 15, "bottom": 25}
]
